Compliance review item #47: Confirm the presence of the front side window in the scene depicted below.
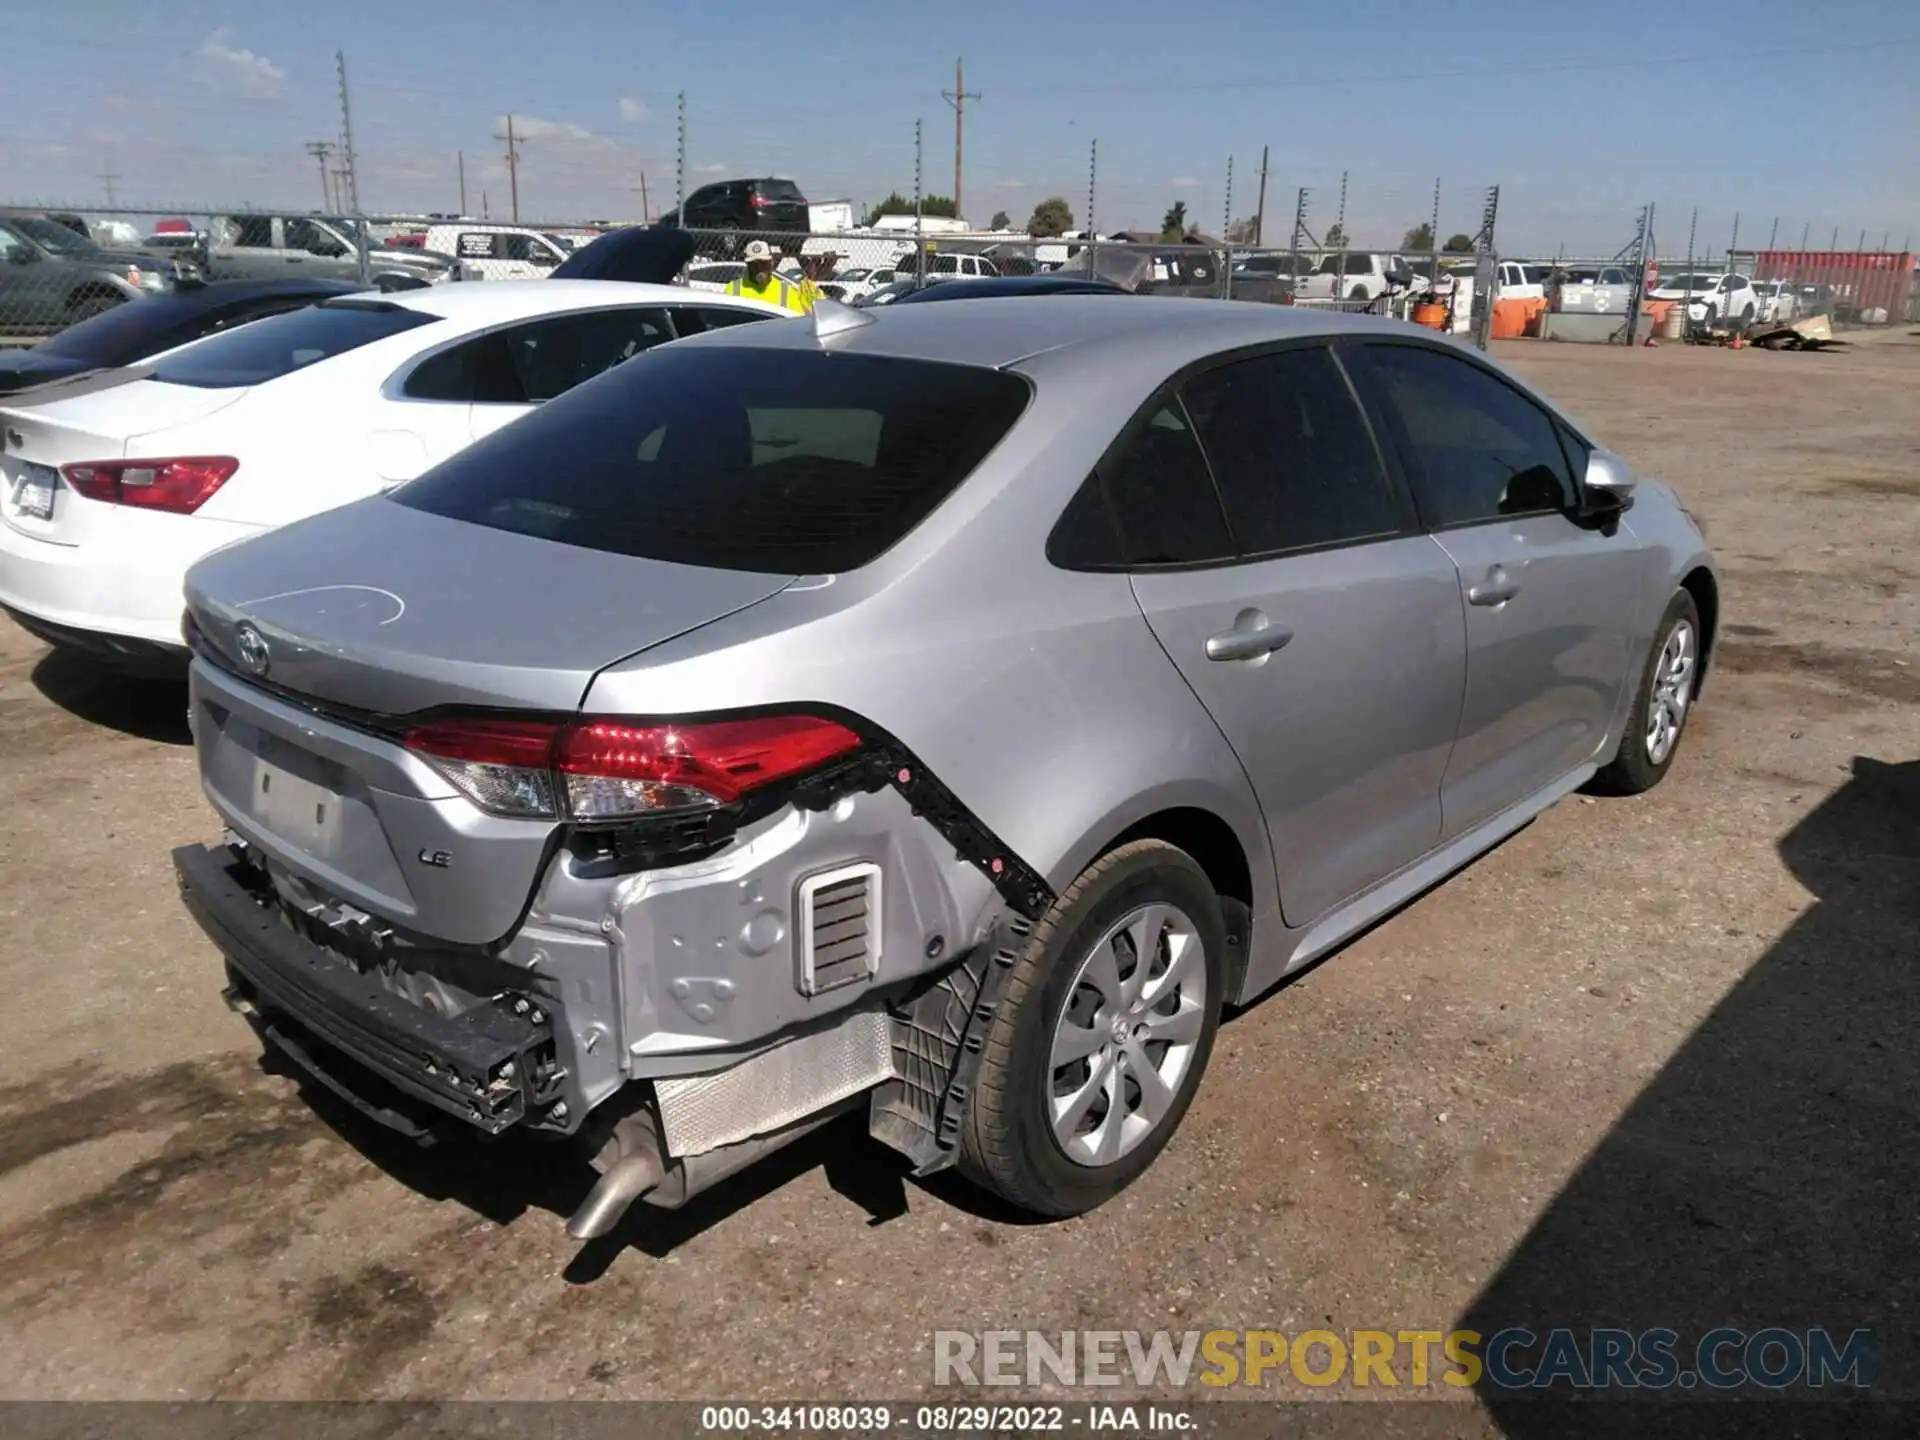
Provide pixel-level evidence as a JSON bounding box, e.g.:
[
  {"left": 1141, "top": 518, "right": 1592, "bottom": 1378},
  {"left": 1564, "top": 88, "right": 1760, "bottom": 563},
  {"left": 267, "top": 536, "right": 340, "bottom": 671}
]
[
  {"left": 1179, "top": 347, "right": 1400, "bottom": 556},
  {"left": 394, "top": 348, "right": 1031, "bottom": 574},
  {"left": 1357, "top": 344, "right": 1575, "bottom": 528},
  {"left": 0, "top": 225, "right": 31, "bottom": 263}
]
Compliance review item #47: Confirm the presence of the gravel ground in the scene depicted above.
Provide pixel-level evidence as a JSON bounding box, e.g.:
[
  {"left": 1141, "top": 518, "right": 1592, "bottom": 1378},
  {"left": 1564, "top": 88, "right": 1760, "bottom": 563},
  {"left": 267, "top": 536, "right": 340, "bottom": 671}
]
[{"left": 0, "top": 332, "right": 1914, "bottom": 1429}]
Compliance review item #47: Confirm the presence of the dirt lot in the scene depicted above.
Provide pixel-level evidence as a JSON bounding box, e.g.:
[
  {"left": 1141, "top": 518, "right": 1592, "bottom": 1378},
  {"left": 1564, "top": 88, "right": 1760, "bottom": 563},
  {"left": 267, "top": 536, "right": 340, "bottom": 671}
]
[{"left": 0, "top": 333, "right": 1914, "bottom": 1425}]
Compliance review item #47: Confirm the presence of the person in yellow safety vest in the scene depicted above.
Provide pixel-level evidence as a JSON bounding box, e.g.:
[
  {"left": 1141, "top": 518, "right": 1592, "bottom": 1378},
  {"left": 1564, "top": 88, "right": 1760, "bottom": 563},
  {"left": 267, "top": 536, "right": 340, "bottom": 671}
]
[{"left": 725, "top": 240, "right": 812, "bottom": 313}]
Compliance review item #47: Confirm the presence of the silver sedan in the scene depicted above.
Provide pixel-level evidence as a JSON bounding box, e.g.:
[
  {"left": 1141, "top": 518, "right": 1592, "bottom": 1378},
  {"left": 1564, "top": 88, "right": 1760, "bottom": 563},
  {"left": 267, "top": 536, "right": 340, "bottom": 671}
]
[{"left": 176, "top": 297, "right": 1717, "bottom": 1234}]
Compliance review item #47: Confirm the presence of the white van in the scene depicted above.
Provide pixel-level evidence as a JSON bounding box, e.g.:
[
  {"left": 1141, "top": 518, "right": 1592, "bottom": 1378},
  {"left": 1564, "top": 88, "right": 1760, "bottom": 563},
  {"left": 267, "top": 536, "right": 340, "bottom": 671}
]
[{"left": 423, "top": 224, "right": 570, "bottom": 280}]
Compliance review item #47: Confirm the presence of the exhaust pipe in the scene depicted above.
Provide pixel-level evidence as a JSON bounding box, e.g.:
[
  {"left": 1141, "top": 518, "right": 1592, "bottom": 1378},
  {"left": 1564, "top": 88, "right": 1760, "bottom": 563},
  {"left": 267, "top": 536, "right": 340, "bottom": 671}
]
[{"left": 566, "top": 1149, "right": 664, "bottom": 1240}]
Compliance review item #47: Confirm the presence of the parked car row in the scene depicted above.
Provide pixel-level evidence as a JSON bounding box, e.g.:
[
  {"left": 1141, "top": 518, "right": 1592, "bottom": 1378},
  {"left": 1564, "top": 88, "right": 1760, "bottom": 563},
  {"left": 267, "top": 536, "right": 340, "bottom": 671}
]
[{"left": 1, "top": 248, "right": 1718, "bottom": 1238}]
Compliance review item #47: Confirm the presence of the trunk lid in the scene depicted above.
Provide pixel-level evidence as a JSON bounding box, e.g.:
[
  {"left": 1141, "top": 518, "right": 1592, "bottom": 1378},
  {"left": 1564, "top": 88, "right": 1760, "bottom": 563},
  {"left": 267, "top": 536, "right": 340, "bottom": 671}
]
[
  {"left": 184, "top": 497, "right": 799, "bottom": 715},
  {"left": 184, "top": 499, "right": 799, "bottom": 943},
  {"left": 1, "top": 378, "right": 251, "bottom": 547}
]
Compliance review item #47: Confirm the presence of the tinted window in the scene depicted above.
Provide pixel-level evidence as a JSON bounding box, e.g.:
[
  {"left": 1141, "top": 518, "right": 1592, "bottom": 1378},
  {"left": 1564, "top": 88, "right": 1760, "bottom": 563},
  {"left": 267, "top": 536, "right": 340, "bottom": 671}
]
[
  {"left": 1179, "top": 348, "right": 1399, "bottom": 556},
  {"left": 759, "top": 180, "right": 806, "bottom": 201},
  {"left": 679, "top": 306, "right": 774, "bottom": 333},
  {"left": 14, "top": 217, "right": 95, "bottom": 256},
  {"left": 1062, "top": 403, "right": 1234, "bottom": 568},
  {"left": 394, "top": 348, "right": 1031, "bottom": 574},
  {"left": 402, "top": 334, "right": 495, "bottom": 402},
  {"left": 229, "top": 216, "right": 275, "bottom": 248},
  {"left": 1359, "top": 344, "right": 1575, "bottom": 527},
  {"left": 147, "top": 301, "right": 436, "bottom": 389},
  {"left": 34, "top": 290, "right": 232, "bottom": 364},
  {"left": 502, "top": 308, "right": 673, "bottom": 402}
]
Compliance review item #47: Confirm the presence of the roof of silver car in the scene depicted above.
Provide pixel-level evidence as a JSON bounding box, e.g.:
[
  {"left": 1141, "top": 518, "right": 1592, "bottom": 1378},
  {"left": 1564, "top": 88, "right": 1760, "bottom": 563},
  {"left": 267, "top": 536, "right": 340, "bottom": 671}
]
[{"left": 683, "top": 294, "right": 1440, "bottom": 371}]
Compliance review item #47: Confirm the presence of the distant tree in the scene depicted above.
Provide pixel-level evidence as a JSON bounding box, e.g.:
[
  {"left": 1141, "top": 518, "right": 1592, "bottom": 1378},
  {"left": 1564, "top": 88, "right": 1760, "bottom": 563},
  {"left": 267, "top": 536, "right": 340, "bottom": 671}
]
[
  {"left": 989, "top": 210, "right": 1011, "bottom": 231},
  {"left": 863, "top": 192, "right": 958, "bottom": 226},
  {"left": 1225, "top": 215, "right": 1258, "bottom": 244},
  {"left": 1160, "top": 200, "right": 1189, "bottom": 241},
  {"left": 1443, "top": 231, "right": 1476, "bottom": 253},
  {"left": 1027, "top": 197, "right": 1074, "bottom": 238},
  {"left": 1324, "top": 222, "right": 1348, "bottom": 249},
  {"left": 1402, "top": 222, "right": 1434, "bottom": 252}
]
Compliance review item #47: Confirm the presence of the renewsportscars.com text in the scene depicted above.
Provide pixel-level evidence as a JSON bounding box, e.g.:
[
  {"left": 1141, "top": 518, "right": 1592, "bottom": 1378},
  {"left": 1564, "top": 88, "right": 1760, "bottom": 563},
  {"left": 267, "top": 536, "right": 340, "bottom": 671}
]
[{"left": 933, "top": 1327, "right": 1873, "bottom": 1391}]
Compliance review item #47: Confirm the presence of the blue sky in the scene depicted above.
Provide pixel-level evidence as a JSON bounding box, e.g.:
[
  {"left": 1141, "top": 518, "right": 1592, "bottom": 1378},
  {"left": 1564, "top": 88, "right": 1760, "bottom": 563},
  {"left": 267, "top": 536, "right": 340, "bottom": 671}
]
[{"left": 4, "top": 0, "right": 1916, "bottom": 255}]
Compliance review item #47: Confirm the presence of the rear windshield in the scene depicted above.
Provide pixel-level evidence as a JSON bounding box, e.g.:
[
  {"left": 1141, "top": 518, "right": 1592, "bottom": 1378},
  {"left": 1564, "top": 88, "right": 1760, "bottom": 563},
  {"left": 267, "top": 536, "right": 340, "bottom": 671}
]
[
  {"left": 34, "top": 292, "right": 202, "bottom": 363},
  {"left": 145, "top": 300, "right": 434, "bottom": 388},
  {"left": 758, "top": 180, "right": 806, "bottom": 201},
  {"left": 392, "top": 347, "right": 1032, "bottom": 574}
]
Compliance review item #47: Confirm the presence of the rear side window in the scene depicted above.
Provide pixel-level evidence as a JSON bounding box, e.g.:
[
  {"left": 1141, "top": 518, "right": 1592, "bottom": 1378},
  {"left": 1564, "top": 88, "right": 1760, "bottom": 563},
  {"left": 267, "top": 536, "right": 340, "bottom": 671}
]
[
  {"left": 147, "top": 302, "right": 435, "bottom": 389},
  {"left": 1179, "top": 348, "right": 1400, "bottom": 556},
  {"left": 393, "top": 348, "right": 1031, "bottom": 574},
  {"left": 1049, "top": 403, "right": 1233, "bottom": 569}
]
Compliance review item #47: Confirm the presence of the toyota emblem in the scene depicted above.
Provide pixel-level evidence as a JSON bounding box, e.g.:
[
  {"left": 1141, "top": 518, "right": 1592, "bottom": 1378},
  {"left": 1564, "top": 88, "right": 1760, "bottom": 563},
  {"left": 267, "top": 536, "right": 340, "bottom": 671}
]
[{"left": 235, "top": 623, "right": 271, "bottom": 677}]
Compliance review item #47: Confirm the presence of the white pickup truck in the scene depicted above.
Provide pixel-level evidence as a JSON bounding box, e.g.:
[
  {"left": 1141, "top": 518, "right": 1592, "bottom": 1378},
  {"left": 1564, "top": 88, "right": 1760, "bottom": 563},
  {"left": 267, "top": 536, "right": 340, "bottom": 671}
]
[{"left": 1293, "top": 252, "right": 1411, "bottom": 303}]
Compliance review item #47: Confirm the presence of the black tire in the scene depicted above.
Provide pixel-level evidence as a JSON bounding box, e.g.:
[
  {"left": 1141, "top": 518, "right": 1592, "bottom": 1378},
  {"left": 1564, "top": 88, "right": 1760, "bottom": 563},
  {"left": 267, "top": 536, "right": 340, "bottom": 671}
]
[
  {"left": 1590, "top": 589, "right": 1702, "bottom": 797},
  {"left": 959, "top": 839, "right": 1226, "bottom": 1216},
  {"left": 1740, "top": 303, "right": 1755, "bottom": 324},
  {"left": 1702, "top": 303, "right": 1718, "bottom": 325},
  {"left": 64, "top": 293, "right": 123, "bottom": 325}
]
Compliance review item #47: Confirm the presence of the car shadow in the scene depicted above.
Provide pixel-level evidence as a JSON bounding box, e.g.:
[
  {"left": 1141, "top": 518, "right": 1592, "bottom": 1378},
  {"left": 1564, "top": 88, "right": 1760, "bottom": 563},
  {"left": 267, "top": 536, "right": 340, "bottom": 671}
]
[
  {"left": 31, "top": 647, "right": 190, "bottom": 745},
  {"left": 1460, "top": 756, "right": 1920, "bottom": 1435},
  {"left": 274, "top": 1052, "right": 932, "bottom": 1279}
]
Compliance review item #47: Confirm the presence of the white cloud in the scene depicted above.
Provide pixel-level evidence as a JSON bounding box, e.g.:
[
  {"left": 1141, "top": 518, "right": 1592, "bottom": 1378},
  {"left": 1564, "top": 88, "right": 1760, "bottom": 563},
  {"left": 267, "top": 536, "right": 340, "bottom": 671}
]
[
  {"left": 502, "top": 114, "right": 605, "bottom": 143},
  {"left": 617, "top": 96, "right": 648, "bottom": 122},
  {"left": 1169, "top": 176, "right": 1199, "bottom": 188},
  {"left": 693, "top": 162, "right": 729, "bottom": 174},
  {"left": 197, "top": 29, "right": 287, "bottom": 100}
]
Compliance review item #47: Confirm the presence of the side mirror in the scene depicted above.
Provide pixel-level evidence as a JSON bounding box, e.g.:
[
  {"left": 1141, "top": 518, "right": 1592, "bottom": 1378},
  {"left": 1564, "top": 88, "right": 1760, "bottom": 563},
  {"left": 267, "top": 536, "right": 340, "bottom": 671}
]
[{"left": 1582, "top": 448, "right": 1636, "bottom": 515}]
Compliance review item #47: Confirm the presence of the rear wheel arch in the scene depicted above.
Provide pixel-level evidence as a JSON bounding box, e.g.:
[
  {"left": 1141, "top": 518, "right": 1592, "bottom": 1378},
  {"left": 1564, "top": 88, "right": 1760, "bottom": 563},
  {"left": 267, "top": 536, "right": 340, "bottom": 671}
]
[{"left": 1101, "top": 806, "right": 1255, "bottom": 1001}]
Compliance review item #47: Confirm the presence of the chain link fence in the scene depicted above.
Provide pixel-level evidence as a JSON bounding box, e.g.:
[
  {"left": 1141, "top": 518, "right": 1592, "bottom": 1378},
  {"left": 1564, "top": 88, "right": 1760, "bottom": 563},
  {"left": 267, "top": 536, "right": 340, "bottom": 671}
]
[{"left": 0, "top": 201, "right": 1510, "bottom": 350}]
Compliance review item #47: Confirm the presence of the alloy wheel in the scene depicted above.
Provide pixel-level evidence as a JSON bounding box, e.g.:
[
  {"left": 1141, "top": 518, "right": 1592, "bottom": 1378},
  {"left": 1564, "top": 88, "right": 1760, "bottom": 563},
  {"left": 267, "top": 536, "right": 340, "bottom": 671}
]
[
  {"left": 1047, "top": 903, "right": 1208, "bottom": 1167},
  {"left": 1646, "top": 619, "right": 1697, "bottom": 765}
]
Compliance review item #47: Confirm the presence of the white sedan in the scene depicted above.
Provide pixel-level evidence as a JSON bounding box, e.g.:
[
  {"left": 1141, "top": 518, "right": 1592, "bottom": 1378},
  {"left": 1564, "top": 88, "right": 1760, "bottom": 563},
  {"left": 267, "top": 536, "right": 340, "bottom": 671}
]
[{"left": 0, "top": 280, "right": 789, "bottom": 668}]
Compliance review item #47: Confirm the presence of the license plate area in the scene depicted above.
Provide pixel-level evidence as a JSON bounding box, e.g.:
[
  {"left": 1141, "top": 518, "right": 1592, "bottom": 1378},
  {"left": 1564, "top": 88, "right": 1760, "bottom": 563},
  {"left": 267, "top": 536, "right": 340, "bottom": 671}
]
[
  {"left": 8, "top": 462, "right": 57, "bottom": 523},
  {"left": 246, "top": 730, "right": 350, "bottom": 857}
]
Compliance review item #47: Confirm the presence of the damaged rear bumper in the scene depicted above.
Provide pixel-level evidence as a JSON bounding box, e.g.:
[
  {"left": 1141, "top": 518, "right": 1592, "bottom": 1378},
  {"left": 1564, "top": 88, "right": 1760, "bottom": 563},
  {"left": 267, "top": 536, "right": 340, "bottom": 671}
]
[{"left": 175, "top": 842, "right": 567, "bottom": 1135}]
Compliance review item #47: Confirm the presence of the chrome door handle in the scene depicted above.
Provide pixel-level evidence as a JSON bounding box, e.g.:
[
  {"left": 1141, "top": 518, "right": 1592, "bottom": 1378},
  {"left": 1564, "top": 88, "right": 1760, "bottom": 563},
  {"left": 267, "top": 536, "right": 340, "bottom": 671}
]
[
  {"left": 1468, "top": 566, "right": 1520, "bottom": 607},
  {"left": 1205, "top": 617, "right": 1294, "bottom": 662}
]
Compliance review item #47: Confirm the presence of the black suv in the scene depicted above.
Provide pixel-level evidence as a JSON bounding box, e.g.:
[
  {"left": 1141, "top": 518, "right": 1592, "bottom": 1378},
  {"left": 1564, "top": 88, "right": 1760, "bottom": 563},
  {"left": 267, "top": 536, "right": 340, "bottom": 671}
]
[{"left": 662, "top": 178, "right": 809, "bottom": 238}]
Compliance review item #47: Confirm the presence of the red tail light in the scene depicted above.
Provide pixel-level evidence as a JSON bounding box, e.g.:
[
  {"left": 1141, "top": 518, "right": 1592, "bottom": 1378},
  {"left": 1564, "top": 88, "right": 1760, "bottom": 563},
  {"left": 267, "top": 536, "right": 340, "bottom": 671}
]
[
  {"left": 750, "top": 193, "right": 770, "bottom": 209},
  {"left": 62, "top": 457, "right": 238, "bottom": 514},
  {"left": 404, "top": 713, "right": 862, "bottom": 821}
]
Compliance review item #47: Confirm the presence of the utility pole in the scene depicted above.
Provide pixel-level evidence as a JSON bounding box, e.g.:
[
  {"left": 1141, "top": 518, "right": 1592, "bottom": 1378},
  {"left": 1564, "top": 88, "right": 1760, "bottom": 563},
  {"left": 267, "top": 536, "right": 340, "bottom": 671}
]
[
  {"left": 98, "top": 161, "right": 120, "bottom": 208},
  {"left": 458, "top": 151, "right": 467, "bottom": 216},
  {"left": 637, "top": 172, "right": 650, "bottom": 222},
  {"left": 335, "top": 51, "right": 360, "bottom": 214},
  {"left": 1252, "top": 144, "right": 1269, "bottom": 247},
  {"left": 941, "top": 57, "right": 980, "bottom": 222},
  {"left": 305, "top": 141, "right": 335, "bottom": 210},
  {"left": 497, "top": 114, "right": 522, "bottom": 223},
  {"left": 912, "top": 117, "right": 925, "bottom": 287},
  {"left": 674, "top": 92, "right": 687, "bottom": 222}
]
